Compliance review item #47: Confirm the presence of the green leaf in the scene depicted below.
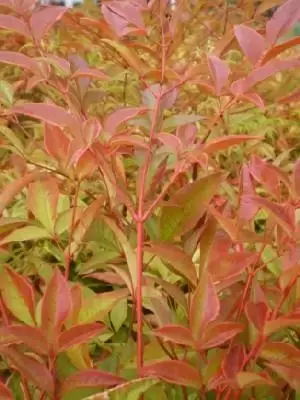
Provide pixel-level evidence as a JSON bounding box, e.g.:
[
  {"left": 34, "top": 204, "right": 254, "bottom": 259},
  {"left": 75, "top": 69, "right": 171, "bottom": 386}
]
[
  {"left": 110, "top": 298, "right": 128, "bottom": 332},
  {"left": 0, "top": 126, "right": 23, "bottom": 154},
  {"left": 0, "top": 80, "right": 14, "bottom": 107},
  {"left": 160, "top": 172, "right": 223, "bottom": 240},
  {"left": 0, "top": 225, "right": 52, "bottom": 245},
  {"left": 162, "top": 114, "right": 204, "bottom": 131}
]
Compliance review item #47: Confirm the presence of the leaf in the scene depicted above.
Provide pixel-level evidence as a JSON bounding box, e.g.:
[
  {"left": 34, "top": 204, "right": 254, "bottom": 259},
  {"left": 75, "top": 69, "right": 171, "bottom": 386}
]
[
  {"left": 262, "top": 36, "right": 300, "bottom": 64},
  {"left": 0, "top": 346, "right": 54, "bottom": 395},
  {"left": 7, "top": 325, "right": 48, "bottom": 355},
  {"left": 72, "top": 198, "right": 104, "bottom": 244},
  {"left": 0, "top": 51, "right": 38, "bottom": 73},
  {"left": 160, "top": 172, "right": 223, "bottom": 240},
  {"left": 0, "top": 325, "right": 20, "bottom": 346},
  {"left": 10, "top": 103, "right": 78, "bottom": 131},
  {"left": 0, "top": 14, "right": 30, "bottom": 37},
  {"left": 260, "top": 341, "right": 300, "bottom": 367},
  {"left": 104, "top": 107, "right": 147, "bottom": 135},
  {"left": 59, "top": 323, "right": 106, "bottom": 352},
  {"left": 153, "top": 325, "right": 195, "bottom": 347},
  {"left": 41, "top": 268, "right": 72, "bottom": 348},
  {"left": 0, "top": 80, "right": 14, "bottom": 107},
  {"left": 245, "top": 301, "right": 269, "bottom": 332},
  {"left": 81, "top": 378, "right": 159, "bottom": 400},
  {"left": 27, "top": 178, "right": 59, "bottom": 232},
  {"left": 162, "top": 114, "right": 204, "bottom": 131},
  {"left": 0, "top": 170, "right": 41, "bottom": 215},
  {"left": 264, "top": 317, "right": 300, "bottom": 336},
  {"left": 198, "top": 322, "right": 244, "bottom": 350},
  {"left": 30, "top": 6, "right": 67, "bottom": 42},
  {"left": 293, "top": 160, "right": 300, "bottom": 198},
  {"left": 223, "top": 344, "right": 246, "bottom": 379},
  {"left": 101, "top": 216, "right": 136, "bottom": 291},
  {"left": 189, "top": 270, "right": 220, "bottom": 341},
  {"left": 71, "top": 68, "right": 108, "bottom": 81},
  {"left": 0, "top": 266, "right": 35, "bottom": 325},
  {"left": 265, "top": 0, "right": 300, "bottom": 45},
  {"left": 145, "top": 242, "right": 197, "bottom": 285},
  {"left": 207, "top": 55, "right": 230, "bottom": 95},
  {"left": 101, "top": 39, "right": 149, "bottom": 76},
  {"left": 234, "top": 25, "right": 265, "bottom": 64},
  {"left": 0, "top": 381, "right": 13, "bottom": 400},
  {"left": 60, "top": 369, "right": 126, "bottom": 397},
  {"left": 142, "top": 360, "right": 202, "bottom": 389},
  {"left": 78, "top": 289, "right": 128, "bottom": 324},
  {"left": 203, "top": 135, "right": 261, "bottom": 155},
  {"left": 0, "top": 225, "right": 52, "bottom": 245},
  {"left": 236, "top": 372, "right": 276, "bottom": 389},
  {"left": 266, "top": 362, "right": 300, "bottom": 390}
]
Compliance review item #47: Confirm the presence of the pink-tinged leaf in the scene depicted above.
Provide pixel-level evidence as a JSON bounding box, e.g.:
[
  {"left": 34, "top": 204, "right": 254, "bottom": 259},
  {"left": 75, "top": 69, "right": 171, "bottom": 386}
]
[
  {"left": 262, "top": 36, "right": 300, "bottom": 65},
  {"left": 29, "top": 6, "right": 67, "bottom": 42},
  {"left": 145, "top": 242, "right": 197, "bottom": 286},
  {"left": 248, "top": 196, "right": 294, "bottom": 237},
  {"left": 189, "top": 270, "right": 220, "bottom": 340},
  {"left": 0, "top": 346, "right": 54, "bottom": 395},
  {"left": 203, "top": 135, "right": 261, "bottom": 155},
  {"left": 245, "top": 301, "right": 269, "bottom": 332},
  {"left": 7, "top": 325, "right": 48, "bottom": 355},
  {"left": 0, "top": 170, "right": 41, "bottom": 215},
  {"left": 236, "top": 372, "right": 276, "bottom": 389},
  {"left": 10, "top": 103, "right": 78, "bottom": 131},
  {"left": 87, "top": 272, "right": 127, "bottom": 286},
  {"left": 60, "top": 369, "right": 126, "bottom": 396},
  {"left": 109, "top": 134, "right": 149, "bottom": 150},
  {"left": 231, "top": 58, "right": 300, "bottom": 95},
  {"left": 71, "top": 67, "right": 108, "bottom": 81},
  {"left": 239, "top": 165, "right": 258, "bottom": 221},
  {"left": 264, "top": 317, "right": 300, "bottom": 336},
  {"left": 198, "top": 322, "right": 244, "bottom": 350},
  {"left": 260, "top": 341, "right": 300, "bottom": 367},
  {"left": 266, "top": 0, "right": 300, "bottom": 45},
  {"left": 104, "top": 107, "right": 147, "bottom": 135},
  {"left": 240, "top": 92, "right": 265, "bottom": 109},
  {"left": 0, "top": 381, "right": 13, "bottom": 400},
  {"left": 0, "top": 51, "right": 38, "bottom": 73},
  {"left": 82, "top": 117, "right": 102, "bottom": 147},
  {"left": 207, "top": 55, "right": 230, "bottom": 95},
  {"left": 74, "top": 149, "right": 98, "bottom": 181},
  {"left": 0, "top": 265, "right": 35, "bottom": 325},
  {"left": 266, "top": 362, "right": 300, "bottom": 390},
  {"left": 0, "top": 15, "right": 30, "bottom": 37},
  {"left": 156, "top": 133, "right": 182, "bottom": 154},
  {"left": 142, "top": 360, "right": 202, "bottom": 389},
  {"left": 209, "top": 252, "right": 256, "bottom": 283},
  {"left": 41, "top": 268, "right": 72, "bottom": 347},
  {"left": 222, "top": 344, "right": 246, "bottom": 379},
  {"left": 44, "top": 124, "right": 70, "bottom": 166},
  {"left": 293, "top": 160, "right": 300, "bottom": 198},
  {"left": 58, "top": 323, "right": 106, "bottom": 352},
  {"left": 153, "top": 325, "right": 195, "bottom": 347},
  {"left": 0, "top": 325, "right": 20, "bottom": 346},
  {"left": 234, "top": 25, "right": 265, "bottom": 64}
]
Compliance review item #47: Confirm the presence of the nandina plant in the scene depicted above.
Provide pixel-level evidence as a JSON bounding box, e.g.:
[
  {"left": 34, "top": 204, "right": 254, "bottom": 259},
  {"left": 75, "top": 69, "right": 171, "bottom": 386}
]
[{"left": 0, "top": 0, "right": 300, "bottom": 398}]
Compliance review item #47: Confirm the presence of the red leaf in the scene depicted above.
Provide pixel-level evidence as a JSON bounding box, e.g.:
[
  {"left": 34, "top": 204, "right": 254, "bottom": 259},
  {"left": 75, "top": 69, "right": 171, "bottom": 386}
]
[
  {"left": 5, "top": 266, "right": 35, "bottom": 324},
  {"left": 0, "top": 15, "right": 30, "bottom": 37},
  {"left": 189, "top": 270, "right": 220, "bottom": 340},
  {"left": 58, "top": 323, "right": 106, "bottom": 352},
  {"left": 198, "top": 322, "right": 244, "bottom": 350},
  {"left": 156, "top": 132, "right": 182, "bottom": 154},
  {"left": 245, "top": 301, "right": 269, "bottom": 332},
  {"left": 71, "top": 67, "right": 108, "bottom": 81},
  {"left": 44, "top": 124, "right": 70, "bottom": 166},
  {"left": 266, "top": 362, "right": 300, "bottom": 390},
  {"left": 0, "top": 346, "right": 54, "bottom": 395},
  {"left": 10, "top": 103, "right": 78, "bottom": 131},
  {"left": 262, "top": 36, "right": 300, "bottom": 65},
  {"left": 60, "top": 369, "right": 126, "bottom": 396},
  {"left": 0, "top": 325, "right": 20, "bottom": 346},
  {"left": 145, "top": 242, "right": 197, "bottom": 286},
  {"left": 234, "top": 25, "right": 265, "bottom": 64},
  {"left": 222, "top": 344, "right": 246, "bottom": 379},
  {"left": 0, "top": 170, "right": 41, "bottom": 215},
  {"left": 236, "top": 372, "right": 276, "bottom": 389},
  {"left": 264, "top": 316, "right": 300, "bottom": 336},
  {"left": 207, "top": 55, "right": 230, "bottom": 95},
  {"left": 266, "top": 0, "right": 300, "bottom": 45},
  {"left": 41, "top": 268, "right": 72, "bottom": 348},
  {"left": 0, "top": 381, "right": 13, "bottom": 400},
  {"left": 0, "top": 51, "right": 38, "bottom": 73},
  {"left": 142, "top": 360, "right": 202, "bottom": 389},
  {"left": 293, "top": 160, "right": 300, "bottom": 198},
  {"left": 203, "top": 135, "right": 261, "bottom": 155},
  {"left": 7, "top": 325, "right": 48, "bottom": 355},
  {"left": 104, "top": 107, "right": 147, "bottom": 135},
  {"left": 153, "top": 324, "right": 195, "bottom": 347},
  {"left": 260, "top": 341, "right": 300, "bottom": 367},
  {"left": 239, "top": 165, "right": 258, "bottom": 221},
  {"left": 240, "top": 92, "right": 265, "bottom": 109},
  {"left": 29, "top": 6, "right": 67, "bottom": 42}
]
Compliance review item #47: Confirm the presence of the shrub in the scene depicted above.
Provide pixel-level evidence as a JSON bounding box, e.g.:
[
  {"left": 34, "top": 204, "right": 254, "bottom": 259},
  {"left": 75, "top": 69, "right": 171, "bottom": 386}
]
[{"left": 0, "top": 0, "right": 300, "bottom": 398}]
